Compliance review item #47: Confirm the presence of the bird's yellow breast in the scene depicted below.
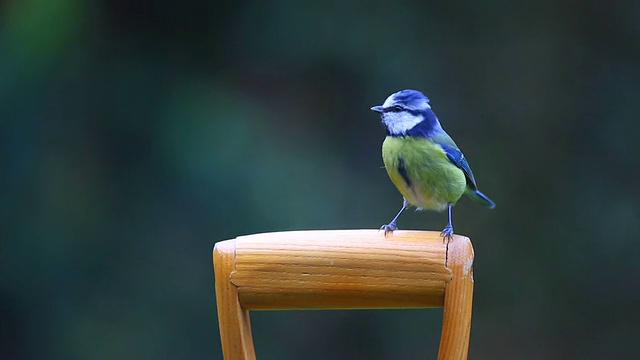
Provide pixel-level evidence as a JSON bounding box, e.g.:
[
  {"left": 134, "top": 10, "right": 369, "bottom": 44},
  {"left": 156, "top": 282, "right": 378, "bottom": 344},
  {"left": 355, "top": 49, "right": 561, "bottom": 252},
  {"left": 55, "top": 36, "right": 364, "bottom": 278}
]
[{"left": 382, "top": 136, "right": 466, "bottom": 211}]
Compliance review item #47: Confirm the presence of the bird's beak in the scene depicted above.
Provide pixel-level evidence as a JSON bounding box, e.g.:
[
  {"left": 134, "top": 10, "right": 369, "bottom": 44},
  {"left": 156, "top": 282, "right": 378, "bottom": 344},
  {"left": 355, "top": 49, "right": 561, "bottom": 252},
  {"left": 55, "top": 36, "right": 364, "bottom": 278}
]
[{"left": 370, "top": 105, "right": 384, "bottom": 113}]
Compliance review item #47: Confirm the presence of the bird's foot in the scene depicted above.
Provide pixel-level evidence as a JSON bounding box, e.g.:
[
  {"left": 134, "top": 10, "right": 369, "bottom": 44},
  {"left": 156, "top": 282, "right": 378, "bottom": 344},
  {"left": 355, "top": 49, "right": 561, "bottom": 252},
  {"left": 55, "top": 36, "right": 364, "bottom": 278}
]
[
  {"left": 380, "top": 222, "right": 398, "bottom": 237},
  {"left": 440, "top": 225, "right": 454, "bottom": 243}
]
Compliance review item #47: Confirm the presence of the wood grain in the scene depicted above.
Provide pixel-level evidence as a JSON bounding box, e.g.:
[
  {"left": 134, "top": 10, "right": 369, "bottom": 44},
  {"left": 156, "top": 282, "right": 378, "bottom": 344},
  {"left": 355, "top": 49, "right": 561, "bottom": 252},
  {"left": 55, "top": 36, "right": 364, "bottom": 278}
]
[{"left": 231, "top": 230, "right": 451, "bottom": 310}]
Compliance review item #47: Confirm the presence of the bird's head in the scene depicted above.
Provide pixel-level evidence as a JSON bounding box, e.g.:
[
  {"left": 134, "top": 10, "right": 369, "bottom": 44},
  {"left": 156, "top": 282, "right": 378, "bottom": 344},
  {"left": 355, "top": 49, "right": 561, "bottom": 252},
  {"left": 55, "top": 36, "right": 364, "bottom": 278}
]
[{"left": 371, "top": 89, "right": 438, "bottom": 136}]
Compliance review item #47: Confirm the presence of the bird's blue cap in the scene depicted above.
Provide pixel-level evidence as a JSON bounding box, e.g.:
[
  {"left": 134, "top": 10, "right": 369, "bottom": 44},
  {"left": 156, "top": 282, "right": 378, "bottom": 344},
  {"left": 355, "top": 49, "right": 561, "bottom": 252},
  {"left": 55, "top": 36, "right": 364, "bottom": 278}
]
[
  {"left": 371, "top": 89, "right": 430, "bottom": 113},
  {"left": 392, "top": 89, "right": 430, "bottom": 106}
]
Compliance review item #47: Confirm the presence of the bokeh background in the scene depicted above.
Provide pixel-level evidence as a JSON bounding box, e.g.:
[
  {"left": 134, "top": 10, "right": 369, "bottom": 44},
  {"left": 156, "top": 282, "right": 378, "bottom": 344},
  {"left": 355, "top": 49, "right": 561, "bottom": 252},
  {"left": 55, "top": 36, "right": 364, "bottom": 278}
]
[{"left": 2, "top": 1, "right": 640, "bottom": 359}]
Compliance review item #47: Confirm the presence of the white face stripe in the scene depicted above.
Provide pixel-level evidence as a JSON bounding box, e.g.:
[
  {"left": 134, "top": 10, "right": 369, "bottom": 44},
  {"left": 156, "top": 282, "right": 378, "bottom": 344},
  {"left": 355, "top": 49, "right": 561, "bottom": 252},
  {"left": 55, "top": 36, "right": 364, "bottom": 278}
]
[{"left": 382, "top": 111, "right": 424, "bottom": 135}]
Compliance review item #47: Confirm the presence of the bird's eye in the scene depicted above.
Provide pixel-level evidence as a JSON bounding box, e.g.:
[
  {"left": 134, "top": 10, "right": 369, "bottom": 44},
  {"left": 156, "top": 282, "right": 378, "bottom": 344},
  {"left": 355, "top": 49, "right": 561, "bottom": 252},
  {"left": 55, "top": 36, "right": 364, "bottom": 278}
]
[{"left": 388, "top": 105, "right": 403, "bottom": 112}]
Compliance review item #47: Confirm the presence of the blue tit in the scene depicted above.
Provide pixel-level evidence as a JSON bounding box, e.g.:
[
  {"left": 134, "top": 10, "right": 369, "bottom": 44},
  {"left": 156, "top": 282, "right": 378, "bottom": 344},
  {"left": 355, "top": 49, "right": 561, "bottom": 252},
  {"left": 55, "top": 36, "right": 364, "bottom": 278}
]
[{"left": 371, "top": 89, "right": 495, "bottom": 239}]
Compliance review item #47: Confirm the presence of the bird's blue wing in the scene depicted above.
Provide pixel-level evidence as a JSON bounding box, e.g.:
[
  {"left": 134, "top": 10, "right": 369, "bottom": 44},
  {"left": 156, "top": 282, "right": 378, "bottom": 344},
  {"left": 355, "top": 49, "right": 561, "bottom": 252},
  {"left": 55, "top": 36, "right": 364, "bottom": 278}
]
[
  {"left": 429, "top": 131, "right": 478, "bottom": 189},
  {"left": 429, "top": 130, "right": 495, "bottom": 208},
  {"left": 440, "top": 145, "right": 477, "bottom": 189}
]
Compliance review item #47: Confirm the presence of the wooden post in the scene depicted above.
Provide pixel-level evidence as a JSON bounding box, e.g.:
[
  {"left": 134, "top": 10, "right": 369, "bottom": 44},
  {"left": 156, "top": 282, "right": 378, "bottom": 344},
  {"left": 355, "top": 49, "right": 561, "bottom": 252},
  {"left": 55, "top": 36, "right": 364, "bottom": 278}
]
[
  {"left": 213, "top": 240, "right": 256, "bottom": 359},
  {"left": 438, "top": 235, "right": 474, "bottom": 360},
  {"left": 213, "top": 230, "right": 474, "bottom": 359}
]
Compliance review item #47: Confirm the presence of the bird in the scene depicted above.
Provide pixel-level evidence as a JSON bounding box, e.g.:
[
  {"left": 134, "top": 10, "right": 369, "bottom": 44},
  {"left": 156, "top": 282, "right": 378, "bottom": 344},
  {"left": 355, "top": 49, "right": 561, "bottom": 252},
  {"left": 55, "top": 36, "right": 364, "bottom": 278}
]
[{"left": 371, "top": 89, "right": 495, "bottom": 240}]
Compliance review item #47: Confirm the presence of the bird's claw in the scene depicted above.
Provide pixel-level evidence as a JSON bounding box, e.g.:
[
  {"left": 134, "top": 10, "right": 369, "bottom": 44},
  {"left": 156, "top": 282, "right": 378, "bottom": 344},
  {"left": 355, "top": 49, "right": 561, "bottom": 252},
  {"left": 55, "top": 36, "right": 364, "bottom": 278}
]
[
  {"left": 440, "top": 225, "right": 454, "bottom": 242},
  {"left": 380, "top": 222, "right": 398, "bottom": 237}
]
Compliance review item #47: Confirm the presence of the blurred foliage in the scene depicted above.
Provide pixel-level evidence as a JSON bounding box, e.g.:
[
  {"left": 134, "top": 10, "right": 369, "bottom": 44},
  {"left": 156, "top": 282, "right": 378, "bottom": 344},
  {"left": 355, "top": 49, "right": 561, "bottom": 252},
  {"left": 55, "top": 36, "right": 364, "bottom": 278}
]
[{"left": 2, "top": 1, "right": 640, "bottom": 359}]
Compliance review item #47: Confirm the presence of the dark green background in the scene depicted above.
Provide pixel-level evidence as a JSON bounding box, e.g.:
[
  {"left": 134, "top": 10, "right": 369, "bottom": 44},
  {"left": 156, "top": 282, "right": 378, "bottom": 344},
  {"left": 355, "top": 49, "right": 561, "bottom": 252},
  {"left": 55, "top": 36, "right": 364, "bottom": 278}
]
[{"left": 2, "top": 1, "right": 639, "bottom": 359}]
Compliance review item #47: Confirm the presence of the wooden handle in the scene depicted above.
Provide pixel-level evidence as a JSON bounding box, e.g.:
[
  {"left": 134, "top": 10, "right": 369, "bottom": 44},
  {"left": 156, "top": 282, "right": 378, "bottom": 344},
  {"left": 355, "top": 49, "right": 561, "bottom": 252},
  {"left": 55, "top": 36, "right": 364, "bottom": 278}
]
[
  {"left": 230, "top": 230, "right": 451, "bottom": 309},
  {"left": 213, "top": 230, "right": 474, "bottom": 359}
]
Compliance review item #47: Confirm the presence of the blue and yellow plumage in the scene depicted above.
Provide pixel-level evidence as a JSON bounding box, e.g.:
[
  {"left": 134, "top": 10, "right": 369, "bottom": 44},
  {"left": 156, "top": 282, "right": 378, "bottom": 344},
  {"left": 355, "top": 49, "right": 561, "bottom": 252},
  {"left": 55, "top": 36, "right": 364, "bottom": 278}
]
[{"left": 371, "top": 89, "right": 495, "bottom": 239}]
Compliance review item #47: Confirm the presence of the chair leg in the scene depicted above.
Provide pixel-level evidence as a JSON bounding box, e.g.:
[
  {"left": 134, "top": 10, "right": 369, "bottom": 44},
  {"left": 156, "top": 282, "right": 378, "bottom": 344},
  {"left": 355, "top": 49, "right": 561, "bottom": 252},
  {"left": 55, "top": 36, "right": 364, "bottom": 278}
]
[
  {"left": 214, "top": 240, "right": 256, "bottom": 360},
  {"left": 437, "top": 235, "right": 475, "bottom": 360}
]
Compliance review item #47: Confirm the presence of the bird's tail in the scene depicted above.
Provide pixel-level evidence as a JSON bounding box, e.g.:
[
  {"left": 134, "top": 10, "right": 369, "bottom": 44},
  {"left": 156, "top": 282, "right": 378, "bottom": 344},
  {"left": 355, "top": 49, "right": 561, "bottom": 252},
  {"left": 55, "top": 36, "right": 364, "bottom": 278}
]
[{"left": 466, "top": 189, "right": 496, "bottom": 209}]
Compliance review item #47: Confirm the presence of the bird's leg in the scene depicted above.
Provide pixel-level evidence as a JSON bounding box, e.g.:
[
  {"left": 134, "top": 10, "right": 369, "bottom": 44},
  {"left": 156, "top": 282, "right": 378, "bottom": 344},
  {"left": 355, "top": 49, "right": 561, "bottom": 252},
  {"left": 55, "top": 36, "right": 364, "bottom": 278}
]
[
  {"left": 440, "top": 203, "right": 454, "bottom": 241},
  {"left": 380, "top": 198, "right": 408, "bottom": 236}
]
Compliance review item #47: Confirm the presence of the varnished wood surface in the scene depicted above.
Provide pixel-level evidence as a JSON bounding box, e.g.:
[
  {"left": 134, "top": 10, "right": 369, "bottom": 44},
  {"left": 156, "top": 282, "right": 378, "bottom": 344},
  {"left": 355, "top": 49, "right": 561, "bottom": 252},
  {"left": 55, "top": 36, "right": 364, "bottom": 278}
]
[{"left": 213, "top": 230, "right": 474, "bottom": 359}]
